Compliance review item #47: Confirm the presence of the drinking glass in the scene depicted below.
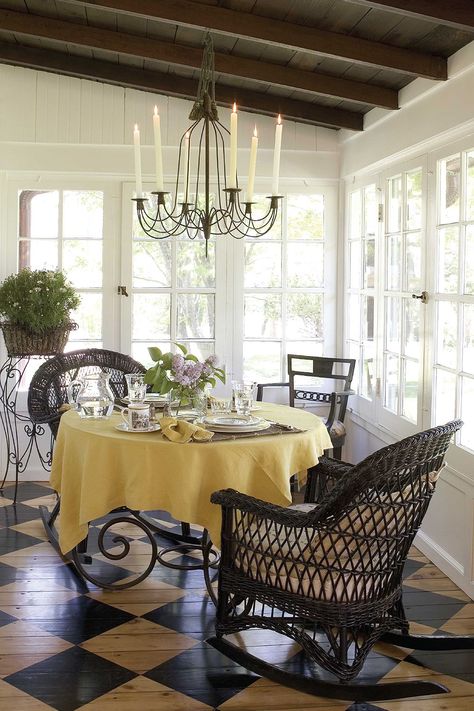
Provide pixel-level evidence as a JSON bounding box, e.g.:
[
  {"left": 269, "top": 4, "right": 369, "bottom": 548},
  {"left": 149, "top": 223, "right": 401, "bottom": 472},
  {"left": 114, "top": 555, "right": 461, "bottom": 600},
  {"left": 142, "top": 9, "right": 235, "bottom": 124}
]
[
  {"left": 233, "top": 382, "right": 256, "bottom": 416},
  {"left": 210, "top": 397, "right": 232, "bottom": 414},
  {"left": 125, "top": 373, "right": 147, "bottom": 403}
]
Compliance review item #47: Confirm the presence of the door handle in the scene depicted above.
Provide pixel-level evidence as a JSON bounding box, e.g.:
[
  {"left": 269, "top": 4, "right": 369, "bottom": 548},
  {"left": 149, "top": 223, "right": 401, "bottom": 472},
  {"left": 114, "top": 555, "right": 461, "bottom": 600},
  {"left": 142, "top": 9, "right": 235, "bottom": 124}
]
[
  {"left": 412, "top": 291, "right": 428, "bottom": 304},
  {"left": 117, "top": 285, "right": 129, "bottom": 297}
]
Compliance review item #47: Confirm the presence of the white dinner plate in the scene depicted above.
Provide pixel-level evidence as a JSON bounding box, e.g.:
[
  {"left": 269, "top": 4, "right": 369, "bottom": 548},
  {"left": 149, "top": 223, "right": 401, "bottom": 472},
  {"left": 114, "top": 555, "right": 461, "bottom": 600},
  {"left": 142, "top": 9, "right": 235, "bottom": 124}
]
[
  {"left": 204, "top": 419, "right": 271, "bottom": 433},
  {"left": 115, "top": 422, "right": 161, "bottom": 433},
  {"left": 204, "top": 415, "right": 262, "bottom": 427}
]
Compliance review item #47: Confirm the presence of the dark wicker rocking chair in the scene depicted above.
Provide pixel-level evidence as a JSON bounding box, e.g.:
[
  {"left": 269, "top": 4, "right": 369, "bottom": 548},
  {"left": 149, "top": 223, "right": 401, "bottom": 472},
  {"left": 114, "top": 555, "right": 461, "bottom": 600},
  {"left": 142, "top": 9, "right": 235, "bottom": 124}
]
[{"left": 208, "top": 420, "right": 474, "bottom": 701}]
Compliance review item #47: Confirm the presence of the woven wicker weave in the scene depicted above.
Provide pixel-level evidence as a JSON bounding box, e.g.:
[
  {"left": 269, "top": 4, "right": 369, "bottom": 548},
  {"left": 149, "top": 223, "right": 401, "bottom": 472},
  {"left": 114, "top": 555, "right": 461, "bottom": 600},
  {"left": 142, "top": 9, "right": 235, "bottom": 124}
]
[
  {"left": 210, "top": 420, "right": 462, "bottom": 686},
  {"left": 1, "top": 322, "right": 78, "bottom": 357},
  {"left": 27, "top": 348, "right": 146, "bottom": 437}
]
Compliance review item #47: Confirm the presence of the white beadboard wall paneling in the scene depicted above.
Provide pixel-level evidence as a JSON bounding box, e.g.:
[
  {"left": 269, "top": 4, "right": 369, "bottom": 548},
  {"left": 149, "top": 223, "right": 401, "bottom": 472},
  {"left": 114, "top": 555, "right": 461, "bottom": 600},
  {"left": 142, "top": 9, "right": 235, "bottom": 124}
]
[
  {"left": 36, "top": 71, "right": 61, "bottom": 143},
  {"left": 57, "top": 75, "right": 81, "bottom": 144},
  {"left": 1, "top": 65, "right": 37, "bottom": 142}
]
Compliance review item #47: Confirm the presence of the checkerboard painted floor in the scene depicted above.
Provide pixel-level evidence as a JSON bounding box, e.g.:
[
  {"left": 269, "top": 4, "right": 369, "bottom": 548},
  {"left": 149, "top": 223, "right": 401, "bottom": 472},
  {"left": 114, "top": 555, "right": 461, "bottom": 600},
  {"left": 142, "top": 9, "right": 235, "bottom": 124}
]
[{"left": 0, "top": 481, "right": 474, "bottom": 711}]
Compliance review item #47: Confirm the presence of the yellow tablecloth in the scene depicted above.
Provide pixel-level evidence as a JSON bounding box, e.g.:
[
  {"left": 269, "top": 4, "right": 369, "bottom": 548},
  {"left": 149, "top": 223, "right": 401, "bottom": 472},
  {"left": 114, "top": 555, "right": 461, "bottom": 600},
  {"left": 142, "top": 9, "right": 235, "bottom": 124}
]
[{"left": 50, "top": 404, "right": 332, "bottom": 554}]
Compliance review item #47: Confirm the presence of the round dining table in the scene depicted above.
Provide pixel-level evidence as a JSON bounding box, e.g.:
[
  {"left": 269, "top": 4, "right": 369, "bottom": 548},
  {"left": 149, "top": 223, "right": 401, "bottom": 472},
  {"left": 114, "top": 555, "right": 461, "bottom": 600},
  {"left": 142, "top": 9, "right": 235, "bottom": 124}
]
[{"left": 50, "top": 403, "right": 332, "bottom": 557}]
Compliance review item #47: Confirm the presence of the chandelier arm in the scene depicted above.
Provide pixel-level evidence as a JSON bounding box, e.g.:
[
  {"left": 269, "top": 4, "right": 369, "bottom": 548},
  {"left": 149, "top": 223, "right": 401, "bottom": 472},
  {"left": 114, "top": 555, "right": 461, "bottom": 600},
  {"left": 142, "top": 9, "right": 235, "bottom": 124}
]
[{"left": 138, "top": 201, "right": 194, "bottom": 238}]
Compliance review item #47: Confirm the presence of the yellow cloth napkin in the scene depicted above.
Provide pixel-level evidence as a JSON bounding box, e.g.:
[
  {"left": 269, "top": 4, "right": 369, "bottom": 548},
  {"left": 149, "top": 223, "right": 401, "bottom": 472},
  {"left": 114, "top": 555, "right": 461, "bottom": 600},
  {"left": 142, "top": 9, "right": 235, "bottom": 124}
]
[{"left": 160, "top": 416, "right": 214, "bottom": 443}]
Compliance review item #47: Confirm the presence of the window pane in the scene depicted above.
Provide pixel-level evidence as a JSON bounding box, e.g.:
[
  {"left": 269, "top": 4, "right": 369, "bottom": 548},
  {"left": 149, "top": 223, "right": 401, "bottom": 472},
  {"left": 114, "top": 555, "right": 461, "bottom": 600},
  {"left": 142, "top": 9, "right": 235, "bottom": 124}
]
[
  {"left": 349, "top": 240, "right": 361, "bottom": 289},
  {"left": 287, "top": 243, "right": 323, "bottom": 287},
  {"left": 243, "top": 341, "right": 281, "bottom": 382},
  {"left": 287, "top": 194, "right": 324, "bottom": 240},
  {"left": 348, "top": 295, "right": 360, "bottom": 341},
  {"left": 132, "top": 294, "right": 170, "bottom": 340},
  {"left": 384, "top": 354, "right": 399, "bottom": 412},
  {"left": 467, "top": 151, "right": 474, "bottom": 221},
  {"left": 177, "top": 294, "right": 215, "bottom": 339},
  {"left": 402, "top": 358, "right": 418, "bottom": 422},
  {"left": 439, "top": 155, "right": 460, "bottom": 224},
  {"left": 252, "top": 195, "right": 282, "bottom": 239},
  {"left": 405, "top": 232, "right": 421, "bottom": 292},
  {"left": 244, "top": 243, "right": 281, "bottom": 288},
  {"left": 436, "top": 301, "right": 458, "bottom": 369},
  {"left": 285, "top": 341, "right": 323, "bottom": 358},
  {"left": 244, "top": 294, "right": 281, "bottom": 338},
  {"left": 463, "top": 303, "right": 474, "bottom": 374},
  {"left": 434, "top": 368, "right": 456, "bottom": 426},
  {"left": 350, "top": 191, "right": 361, "bottom": 239},
  {"left": 362, "top": 295, "right": 374, "bottom": 341},
  {"left": 19, "top": 190, "right": 58, "bottom": 239},
  {"left": 286, "top": 294, "right": 323, "bottom": 339},
  {"left": 387, "top": 175, "right": 402, "bottom": 233},
  {"left": 404, "top": 297, "right": 420, "bottom": 359},
  {"left": 385, "top": 297, "right": 400, "bottom": 353},
  {"left": 18, "top": 239, "right": 58, "bottom": 270},
  {"left": 363, "top": 238, "right": 375, "bottom": 288},
  {"left": 364, "top": 185, "right": 377, "bottom": 236},
  {"left": 438, "top": 226, "right": 458, "bottom": 293},
  {"left": 361, "top": 342, "right": 375, "bottom": 399},
  {"left": 63, "top": 191, "right": 103, "bottom": 239},
  {"left": 132, "top": 240, "right": 172, "bottom": 288},
  {"left": 62, "top": 240, "right": 102, "bottom": 288},
  {"left": 461, "top": 377, "right": 474, "bottom": 450},
  {"left": 177, "top": 241, "right": 215, "bottom": 287},
  {"left": 465, "top": 225, "right": 474, "bottom": 294},
  {"left": 386, "top": 234, "right": 401, "bottom": 291},
  {"left": 406, "top": 169, "right": 422, "bottom": 230},
  {"left": 179, "top": 341, "right": 215, "bottom": 363},
  {"left": 132, "top": 341, "right": 170, "bottom": 367},
  {"left": 71, "top": 293, "right": 102, "bottom": 341}
]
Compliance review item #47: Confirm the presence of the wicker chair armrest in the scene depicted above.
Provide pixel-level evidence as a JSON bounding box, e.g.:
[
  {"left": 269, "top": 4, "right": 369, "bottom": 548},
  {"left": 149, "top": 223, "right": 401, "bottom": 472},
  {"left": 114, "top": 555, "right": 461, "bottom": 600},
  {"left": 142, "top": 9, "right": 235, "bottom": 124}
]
[
  {"left": 211, "top": 488, "right": 313, "bottom": 527},
  {"left": 29, "top": 411, "right": 62, "bottom": 427},
  {"left": 317, "top": 454, "right": 354, "bottom": 478}
]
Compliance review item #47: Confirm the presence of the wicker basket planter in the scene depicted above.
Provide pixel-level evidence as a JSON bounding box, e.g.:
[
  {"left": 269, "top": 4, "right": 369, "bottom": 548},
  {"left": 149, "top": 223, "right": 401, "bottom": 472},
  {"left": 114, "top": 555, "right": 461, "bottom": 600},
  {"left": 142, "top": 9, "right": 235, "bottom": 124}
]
[{"left": 1, "top": 322, "right": 78, "bottom": 357}]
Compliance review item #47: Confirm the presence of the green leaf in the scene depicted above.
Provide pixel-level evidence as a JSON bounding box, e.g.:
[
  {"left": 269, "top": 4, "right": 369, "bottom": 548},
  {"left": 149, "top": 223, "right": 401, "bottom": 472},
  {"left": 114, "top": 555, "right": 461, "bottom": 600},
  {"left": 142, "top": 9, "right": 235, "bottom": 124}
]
[
  {"left": 186, "top": 354, "right": 198, "bottom": 362},
  {"left": 148, "top": 347, "right": 162, "bottom": 362},
  {"left": 175, "top": 342, "right": 188, "bottom": 355}
]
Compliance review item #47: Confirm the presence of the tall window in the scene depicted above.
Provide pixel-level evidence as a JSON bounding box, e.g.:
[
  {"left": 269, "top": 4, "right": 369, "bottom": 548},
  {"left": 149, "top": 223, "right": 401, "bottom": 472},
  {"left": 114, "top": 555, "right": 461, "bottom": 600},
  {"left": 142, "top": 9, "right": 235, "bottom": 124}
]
[
  {"left": 18, "top": 189, "right": 104, "bottom": 349},
  {"left": 243, "top": 194, "right": 329, "bottom": 382},
  {"left": 433, "top": 150, "right": 474, "bottom": 451}
]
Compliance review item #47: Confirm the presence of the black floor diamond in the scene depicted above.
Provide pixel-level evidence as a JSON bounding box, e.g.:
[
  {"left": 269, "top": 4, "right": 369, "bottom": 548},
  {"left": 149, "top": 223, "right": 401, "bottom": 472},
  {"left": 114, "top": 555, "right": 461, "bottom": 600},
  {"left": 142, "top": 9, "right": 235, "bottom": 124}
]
[
  {"left": 0, "top": 501, "right": 45, "bottom": 526},
  {"left": 145, "top": 641, "right": 258, "bottom": 707},
  {"left": 5, "top": 646, "right": 136, "bottom": 711},
  {"left": 406, "top": 648, "right": 474, "bottom": 684},
  {"left": 19, "top": 595, "right": 135, "bottom": 644},
  {"left": 347, "top": 704, "right": 389, "bottom": 711},
  {"left": 1, "top": 482, "right": 53, "bottom": 503},
  {"left": 0, "top": 527, "right": 44, "bottom": 555},
  {"left": 402, "top": 589, "right": 467, "bottom": 627},
  {"left": 144, "top": 596, "right": 216, "bottom": 640}
]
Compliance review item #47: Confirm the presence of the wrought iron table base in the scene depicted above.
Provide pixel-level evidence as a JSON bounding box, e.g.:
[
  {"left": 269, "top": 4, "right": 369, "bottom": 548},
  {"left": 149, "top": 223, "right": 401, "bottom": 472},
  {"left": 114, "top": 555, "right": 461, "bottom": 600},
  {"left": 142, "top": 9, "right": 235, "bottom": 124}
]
[{"left": 39, "top": 501, "right": 219, "bottom": 598}]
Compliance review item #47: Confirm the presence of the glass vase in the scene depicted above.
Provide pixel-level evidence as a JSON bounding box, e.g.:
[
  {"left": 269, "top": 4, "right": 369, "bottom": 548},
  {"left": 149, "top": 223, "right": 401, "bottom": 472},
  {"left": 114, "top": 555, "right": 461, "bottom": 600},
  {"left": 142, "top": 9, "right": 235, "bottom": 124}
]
[{"left": 166, "top": 387, "right": 207, "bottom": 420}]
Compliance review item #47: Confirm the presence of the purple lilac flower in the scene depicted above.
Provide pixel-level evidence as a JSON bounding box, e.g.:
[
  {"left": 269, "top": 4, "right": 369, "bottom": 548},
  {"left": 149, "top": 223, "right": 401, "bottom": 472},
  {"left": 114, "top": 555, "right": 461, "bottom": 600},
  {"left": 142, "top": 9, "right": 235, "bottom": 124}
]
[
  {"left": 172, "top": 354, "right": 185, "bottom": 372},
  {"left": 206, "top": 354, "right": 218, "bottom": 367}
]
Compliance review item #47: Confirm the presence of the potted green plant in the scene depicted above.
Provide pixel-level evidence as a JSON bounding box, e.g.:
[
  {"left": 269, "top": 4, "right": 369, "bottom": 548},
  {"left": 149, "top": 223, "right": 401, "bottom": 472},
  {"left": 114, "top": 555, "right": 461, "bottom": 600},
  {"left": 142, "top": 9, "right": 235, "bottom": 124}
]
[{"left": 0, "top": 269, "right": 80, "bottom": 356}]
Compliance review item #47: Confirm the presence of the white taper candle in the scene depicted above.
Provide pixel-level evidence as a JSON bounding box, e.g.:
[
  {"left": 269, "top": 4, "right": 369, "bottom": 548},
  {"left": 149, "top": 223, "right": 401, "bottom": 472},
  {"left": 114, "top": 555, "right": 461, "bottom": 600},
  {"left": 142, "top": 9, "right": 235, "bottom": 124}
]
[
  {"left": 181, "top": 132, "right": 190, "bottom": 203},
  {"left": 133, "top": 124, "right": 143, "bottom": 198},
  {"left": 272, "top": 114, "right": 283, "bottom": 196},
  {"left": 229, "top": 102, "right": 238, "bottom": 189},
  {"left": 153, "top": 105, "right": 164, "bottom": 192},
  {"left": 246, "top": 125, "right": 258, "bottom": 203}
]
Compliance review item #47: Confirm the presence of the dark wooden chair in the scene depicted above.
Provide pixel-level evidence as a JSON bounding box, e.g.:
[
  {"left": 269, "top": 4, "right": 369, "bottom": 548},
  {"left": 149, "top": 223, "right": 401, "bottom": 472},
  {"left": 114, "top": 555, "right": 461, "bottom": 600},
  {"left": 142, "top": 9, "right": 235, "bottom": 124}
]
[{"left": 208, "top": 420, "right": 474, "bottom": 701}]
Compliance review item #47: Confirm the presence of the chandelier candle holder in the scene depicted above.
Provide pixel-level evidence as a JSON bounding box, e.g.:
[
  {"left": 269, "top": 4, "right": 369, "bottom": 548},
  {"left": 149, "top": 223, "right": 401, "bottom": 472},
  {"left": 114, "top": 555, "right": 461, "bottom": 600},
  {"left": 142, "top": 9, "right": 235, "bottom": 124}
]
[{"left": 132, "top": 33, "right": 283, "bottom": 256}]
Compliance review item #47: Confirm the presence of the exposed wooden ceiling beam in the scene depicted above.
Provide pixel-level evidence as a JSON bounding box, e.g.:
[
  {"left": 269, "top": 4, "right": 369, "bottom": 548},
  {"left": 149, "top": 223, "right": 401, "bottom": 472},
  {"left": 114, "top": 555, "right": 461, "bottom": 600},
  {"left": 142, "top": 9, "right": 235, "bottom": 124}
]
[
  {"left": 345, "top": 1, "right": 474, "bottom": 32},
  {"left": 0, "top": 9, "right": 399, "bottom": 109},
  {"left": 61, "top": 0, "right": 447, "bottom": 79},
  {"left": 0, "top": 41, "right": 364, "bottom": 130}
]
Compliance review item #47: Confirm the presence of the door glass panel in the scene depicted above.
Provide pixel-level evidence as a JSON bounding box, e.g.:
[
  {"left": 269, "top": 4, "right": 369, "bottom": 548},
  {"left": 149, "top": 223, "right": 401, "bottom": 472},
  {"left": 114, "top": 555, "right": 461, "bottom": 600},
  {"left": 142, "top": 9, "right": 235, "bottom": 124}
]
[
  {"left": 177, "top": 241, "right": 216, "bottom": 287},
  {"left": 362, "top": 296, "right": 374, "bottom": 341},
  {"left": 63, "top": 191, "right": 103, "bottom": 239},
  {"left": 364, "top": 185, "right": 377, "bottom": 236},
  {"left": 438, "top": 226, "right": 459, "bottom": 293},
  {"left": 436, "top": 301, "right": 458, "bottom": 369},
  {"left": 62, "top": 241, "right": 102, "bottom": 288},
  {"left": 177, "top": 294, "right": 215, "bottom": 339},
  {"left": 384, "top": 354, "right": 399, "bottom": 412},
  {"left": 405, "top": 232, "right": 421, "bottom": 292},
  {"left": 244, "top": 294, "right": 282, "bottom": 338},
  {"left": 19, "top": 239, "right": 58, "bottom": 270},
  {"left": 349, "top": 240, "right": 361, "bottom": 288},
  {"left": 20, "top": 190, "right": 59, "bottom": 239},
  {"left": 463, "top": 303, "right": 474, "bottom": 374},
  {"left": 132, "top": 241, "right": 172, "bottom": 288},
  {"left": 434, "top": 368, "right": 456, "bottom": 426},
  {"left": 350, "top": 191, "right": 361, "bottom": 239},
  {"left": 386, "top": 234, "right": 401, "bottom": 290},
  {"left": 287, "top": 194, "right": 324, "bottom": 240},
  {"left": 362, "top": 342, "right": 375, "bottom": 399},
  {"left": 406, "top": 169, "right": 422, "bottom": 230},
  {"left": 404, "top": 298, "right": 420, "bottom": 359},
  {"left": 387, "top": 175, "right": 402, "bottom": 233},
  {"left": 439, "top": 154, "right": 461, "bottom": 224},
  {"left": 132, "top": 293, "right": 170, "bottom": 340},
  {"left": 385, "top": 297, "right": 400, "bottom": 352},
  {"left": 465, "top": 225, "right": 474, "bottom": 294},
  {"left": 244, "top": 243, "right": 282, "bottom": 288},
  {"left": 71, "top": 293, "right": 102, "bottom": 341},
  {"left": 402, "top": 359, "right": 418, "bottom": 421},
  {"left": 348, "top": 295, "right": 360, "bottom": 341},
  {"left": 363, "top": 239, "right": 375, "bottom": 288}
]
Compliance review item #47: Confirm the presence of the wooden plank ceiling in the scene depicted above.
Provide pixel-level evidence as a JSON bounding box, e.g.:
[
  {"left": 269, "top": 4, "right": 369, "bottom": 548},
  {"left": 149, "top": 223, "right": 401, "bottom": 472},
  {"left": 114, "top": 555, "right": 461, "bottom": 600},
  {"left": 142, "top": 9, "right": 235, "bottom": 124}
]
[{"left": 0, "top": 0, "right": 472, "bottom": 131}]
